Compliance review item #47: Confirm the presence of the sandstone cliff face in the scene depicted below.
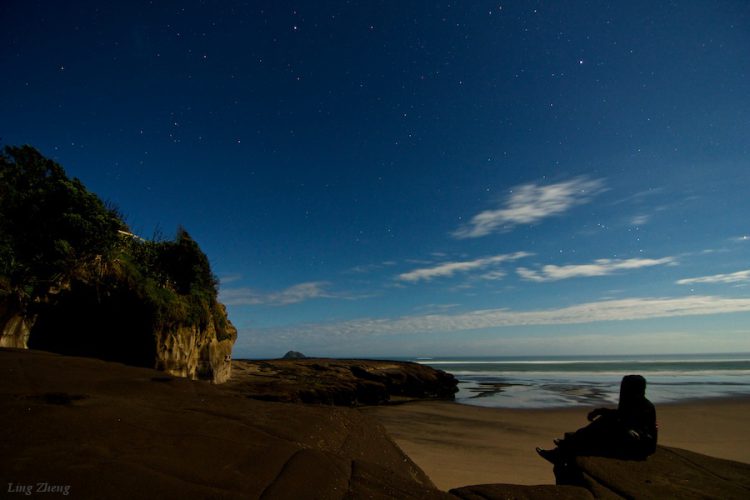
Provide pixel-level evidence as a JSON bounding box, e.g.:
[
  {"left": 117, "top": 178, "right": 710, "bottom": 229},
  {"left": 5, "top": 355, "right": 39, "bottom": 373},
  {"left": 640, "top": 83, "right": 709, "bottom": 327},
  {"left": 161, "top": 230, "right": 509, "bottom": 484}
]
[
  {"left": 1, "top": 288, "right": 237, "bottom": 384},
  {"left": 1, "top": 146, "right": 237, "bottom": 384},
  {"left": 155, "top": 305, "right": 237, "bottom": 384},
  {"left": 0, "top": 299, "right": 33, "bottom": 348}
]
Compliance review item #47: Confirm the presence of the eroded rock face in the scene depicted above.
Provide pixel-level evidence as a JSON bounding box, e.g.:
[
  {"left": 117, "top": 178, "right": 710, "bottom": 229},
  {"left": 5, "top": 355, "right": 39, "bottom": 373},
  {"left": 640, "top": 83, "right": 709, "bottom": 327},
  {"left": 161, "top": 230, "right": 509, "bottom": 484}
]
[
  {"left": 0, "top": 309, "right": 33, "bottom": 348},
  {"left": 8, "top": 283, "right": 237, "bottom": 384},
  {"left": 156, "top": 309, "right": 237, "bottom": 384}
]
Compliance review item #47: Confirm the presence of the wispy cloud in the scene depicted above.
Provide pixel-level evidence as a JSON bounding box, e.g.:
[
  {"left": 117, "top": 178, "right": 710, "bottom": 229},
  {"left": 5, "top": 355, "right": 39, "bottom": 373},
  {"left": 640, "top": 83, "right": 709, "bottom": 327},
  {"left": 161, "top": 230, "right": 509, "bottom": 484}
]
[
  {"left": 630, "top": 214, "right": 651, "bottom": 226},
  {"left": 731, "top": 235, "right": 750, "bottom": 243},
  {"left": 610, "top": 187, "right": 664, "bottom": 206},
  {"left": 677, "top": 270, "right": 750, "bottom": 285},
  {"left": 453, "top": 177, "right": 605, "bottom": 238},
  {"left": 249, "top": 295, "right": 750, "bottom": 338},
  {"left": 481, "top": 270, "right": 507, "bottom": 281},
  {"left": 220, "top": 281, "right": 334, "bottom": 306},
  {"left": 344, "top": 261, "right": 397, "bottom": 275},
  {"left": 412, "top": 303, "right": 461, "bottom": 313},
  {"left": 398, "top": 251, "right": 532, "bottom": 283},
  {"left": 218, "top": 273, "right": 243, "bottom": 285},
  {"left": 517, "top": 257, "right": 676, "bottom": 282}
]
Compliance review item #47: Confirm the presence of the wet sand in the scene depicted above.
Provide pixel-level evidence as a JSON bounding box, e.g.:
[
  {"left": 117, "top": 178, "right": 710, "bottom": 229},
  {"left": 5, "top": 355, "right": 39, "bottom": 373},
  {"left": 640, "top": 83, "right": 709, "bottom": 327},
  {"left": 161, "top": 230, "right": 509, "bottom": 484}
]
[{"left": 361, "top": 397, "right": 750, "bottom": 491}]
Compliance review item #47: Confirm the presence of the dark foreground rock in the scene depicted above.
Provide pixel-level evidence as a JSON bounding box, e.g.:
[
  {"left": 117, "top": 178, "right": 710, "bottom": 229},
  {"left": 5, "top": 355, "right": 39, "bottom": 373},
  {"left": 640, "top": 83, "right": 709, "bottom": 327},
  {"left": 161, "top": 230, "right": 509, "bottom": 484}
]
[
  {"left": 556, "top": 446, "right": 750, "bottom": 499},
  {"left": 4, "top": 349, "right": 748, "bottom": 500},
  {"left": 0, "top": 348, "right": 452, "bottom": 499},
  {"left": 450, "top": 484, "right": 593, "bottom": 499},
  {"left": 450, "top": 447, "right": 750, "bottom": 500},
  {"left": 225, "top": 358, "right": 458, "bottom": 405}
]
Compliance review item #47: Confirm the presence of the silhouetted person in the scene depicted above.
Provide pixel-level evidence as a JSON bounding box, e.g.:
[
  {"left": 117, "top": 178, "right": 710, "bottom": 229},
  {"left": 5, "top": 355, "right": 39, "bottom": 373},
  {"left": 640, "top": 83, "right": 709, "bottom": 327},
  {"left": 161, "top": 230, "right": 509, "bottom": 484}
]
[{"left": 537, "top": 375, "right": 657, "bottom": 465}]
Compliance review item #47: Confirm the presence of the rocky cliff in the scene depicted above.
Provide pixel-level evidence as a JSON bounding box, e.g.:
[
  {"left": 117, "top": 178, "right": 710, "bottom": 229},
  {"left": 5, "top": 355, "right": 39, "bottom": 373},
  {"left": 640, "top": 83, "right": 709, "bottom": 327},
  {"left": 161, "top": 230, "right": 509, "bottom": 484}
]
[
  {"left": 155, "top": 307, "right": 237, "bottom": 384},
  {"left": 0, "top": 298, "right": 32, "bottom": 349},
  {"left": 0, "top": 292, "right": 236, "bottom": 384},
  {"left": 0, "top": 145, "right": 236, "bottom": 383},
  {"left": 13, "top": 271, "right": 239, "bottom": 384}
]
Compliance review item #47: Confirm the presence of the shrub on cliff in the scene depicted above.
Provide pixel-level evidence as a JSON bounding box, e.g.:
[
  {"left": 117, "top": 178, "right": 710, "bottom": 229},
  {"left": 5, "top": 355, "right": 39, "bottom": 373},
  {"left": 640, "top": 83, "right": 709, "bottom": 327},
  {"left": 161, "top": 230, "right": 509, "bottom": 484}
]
[
  {"left": 0, "top": 145, "right": 124, "bottom": 304},
  {"left": 118, "top": 231, "right": 230, "bottom": 339}
]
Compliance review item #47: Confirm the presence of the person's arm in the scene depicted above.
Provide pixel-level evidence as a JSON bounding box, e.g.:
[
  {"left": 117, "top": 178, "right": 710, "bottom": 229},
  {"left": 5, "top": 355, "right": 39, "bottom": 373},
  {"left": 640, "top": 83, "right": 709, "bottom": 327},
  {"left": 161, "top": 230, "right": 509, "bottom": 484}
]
[
  {"left": 587, "top": 407, "right": 616, "bottom": 421},
  {"left": 624, "top": 402, "right": 658, "bottom": 451}
]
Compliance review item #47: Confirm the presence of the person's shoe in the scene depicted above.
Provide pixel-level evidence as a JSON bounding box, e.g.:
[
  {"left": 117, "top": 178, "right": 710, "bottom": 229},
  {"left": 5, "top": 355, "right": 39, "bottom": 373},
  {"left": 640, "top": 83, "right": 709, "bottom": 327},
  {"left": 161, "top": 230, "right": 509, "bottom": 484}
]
[
  {"left": 536, "top": 447, "right": 560, "bottom": 464},
  {"left": 553, "top": 438, "right": 563, "bottom": 446}
]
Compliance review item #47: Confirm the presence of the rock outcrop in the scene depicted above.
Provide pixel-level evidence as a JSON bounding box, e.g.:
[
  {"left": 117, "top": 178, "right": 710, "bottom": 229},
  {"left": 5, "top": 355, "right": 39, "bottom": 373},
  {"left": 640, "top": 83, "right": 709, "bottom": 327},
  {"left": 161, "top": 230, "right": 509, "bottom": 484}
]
[
  {"left": 449, "top": 447, "right": 750, "bottom": 499},
  {"left": 553, "top": 446, "right": 750, "bottom": 499},
  {"left": 20, "top": 277, "right": 237, "bottom": 384},
  {"left": 226, "top": 358, "right": 459, "bottom": 405},
  {"left": 0, "top": 299, "right": 33, "bottom": 348},
  {"left": 450, "top": 483, "right": 594, "bottom": 499},
  {"left": 282, "top": 350, "right": 307, "bottom": 359},
  {"left": 154, "top": 310, "right": 237, "bottom": 384}
]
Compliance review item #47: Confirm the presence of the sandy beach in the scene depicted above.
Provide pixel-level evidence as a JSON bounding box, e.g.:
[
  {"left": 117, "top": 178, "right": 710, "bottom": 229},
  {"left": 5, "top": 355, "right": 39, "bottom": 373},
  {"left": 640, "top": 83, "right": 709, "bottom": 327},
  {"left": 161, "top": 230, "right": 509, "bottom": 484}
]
[{"left": 361, "top": 397, "right": 750, "bottom": 491}]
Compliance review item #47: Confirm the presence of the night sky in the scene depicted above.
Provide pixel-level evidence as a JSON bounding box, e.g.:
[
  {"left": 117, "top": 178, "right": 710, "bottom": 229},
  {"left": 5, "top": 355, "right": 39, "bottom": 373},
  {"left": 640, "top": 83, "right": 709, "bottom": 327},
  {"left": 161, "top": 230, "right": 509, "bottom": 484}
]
[{"left": 2, "top": 1, "right": 749, "bottom": 358}]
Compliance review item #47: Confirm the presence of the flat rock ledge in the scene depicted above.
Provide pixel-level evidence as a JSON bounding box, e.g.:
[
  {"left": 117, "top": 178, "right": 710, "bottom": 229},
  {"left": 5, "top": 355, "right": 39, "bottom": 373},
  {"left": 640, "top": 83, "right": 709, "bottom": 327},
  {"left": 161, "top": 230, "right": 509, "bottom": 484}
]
[
  {"left": 0, "top": 348, "right": 451, "bottom": 499},
  {"left": 224, "top": 358, "right": 459, "bottom": 405},
  {"left": 450, "top": 484, "right": 593, "bottom": 499},
  {"left": 559, "top": 446, "right": 750, "bottom": 499},
  {"left": 450, "top": 447, "right": 750, "bottom": 499}
]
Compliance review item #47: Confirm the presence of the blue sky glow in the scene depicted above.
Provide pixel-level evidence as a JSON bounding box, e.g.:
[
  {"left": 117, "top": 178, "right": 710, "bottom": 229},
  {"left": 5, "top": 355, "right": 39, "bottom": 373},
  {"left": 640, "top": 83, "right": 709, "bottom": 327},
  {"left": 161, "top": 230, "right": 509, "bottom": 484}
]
[{"left": 2, "top": 1, "right": 749, "bottom": 357}]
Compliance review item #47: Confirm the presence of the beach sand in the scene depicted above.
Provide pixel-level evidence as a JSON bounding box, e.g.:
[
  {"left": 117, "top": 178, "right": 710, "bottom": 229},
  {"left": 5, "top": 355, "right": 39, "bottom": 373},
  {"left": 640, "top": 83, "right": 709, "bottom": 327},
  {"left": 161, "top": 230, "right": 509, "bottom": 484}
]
[{"left": 361, "top": 398, "right": 750, "bottom": 491}]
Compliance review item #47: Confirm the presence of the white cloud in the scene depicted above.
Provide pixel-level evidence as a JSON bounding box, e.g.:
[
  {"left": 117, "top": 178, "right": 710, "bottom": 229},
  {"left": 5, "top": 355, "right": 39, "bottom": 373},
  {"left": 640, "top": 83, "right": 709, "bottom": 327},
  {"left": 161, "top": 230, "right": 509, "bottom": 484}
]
[
  {"left": 398, "top": 251, "right": 532, "bottom": 282},
  {"left": 517, "top": 257, "right": 676, "bottom": 282},
  {"left": 481, "top": 270, "right": 507, "bottom": 281},
  {"left": 630, "top": 214, "right": 651, "bottom": 225},
  {"left": 677, "top": 270, "right": 750, "bottom": 285},
  {"left": 731, "top": 235, "right": 750, "bottom": 243},
  {"left": 220, "top": 281, "right": 333, "bottom": 306},
  {"left": 344, "top": 261, "right": 397, "bottom": 275},
  {"left": 247, "top": 295, "right": 750, "bottom": 338},
  {"left": 453, "top": 177, "right": 605, "bottom": 238},
  {"left": 218, "top": 273, "right": 243, "bottom": 285},
  {"left": 610, "top": 187, "right": 664, "bottom": 206}
]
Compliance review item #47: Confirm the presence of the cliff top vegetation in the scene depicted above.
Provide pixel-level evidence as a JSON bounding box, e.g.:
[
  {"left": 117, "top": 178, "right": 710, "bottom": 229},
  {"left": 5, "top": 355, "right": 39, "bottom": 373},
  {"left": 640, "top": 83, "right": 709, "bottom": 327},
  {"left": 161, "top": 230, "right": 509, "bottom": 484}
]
[{"left": 0, "top": 145, "right": 230, "bottom": 341}]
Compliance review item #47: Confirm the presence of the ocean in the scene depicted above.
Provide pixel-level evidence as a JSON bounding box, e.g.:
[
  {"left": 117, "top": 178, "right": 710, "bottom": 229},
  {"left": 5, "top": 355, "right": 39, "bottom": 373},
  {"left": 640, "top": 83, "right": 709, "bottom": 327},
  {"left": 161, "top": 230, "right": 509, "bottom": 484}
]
[{"left": 414, "top": 353, "right": 750, "bottom": 409}]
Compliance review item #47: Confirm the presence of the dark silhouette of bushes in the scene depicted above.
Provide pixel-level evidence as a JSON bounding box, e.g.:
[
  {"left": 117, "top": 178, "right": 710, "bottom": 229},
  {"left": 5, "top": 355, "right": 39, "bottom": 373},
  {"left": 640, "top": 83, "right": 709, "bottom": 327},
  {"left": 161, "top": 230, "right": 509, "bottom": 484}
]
[{"left": 0, "top": 145, "right": 123, "bottom": 304}]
